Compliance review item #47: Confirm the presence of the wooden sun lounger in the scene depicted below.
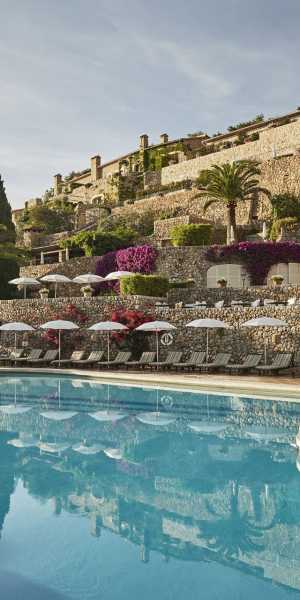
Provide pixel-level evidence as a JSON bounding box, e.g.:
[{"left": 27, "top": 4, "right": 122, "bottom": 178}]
[
  {"left": 174, "top": 351, "right": 206, "bottom": 371},
  {"left": 52, "top": 350, "right": 85, "bottom": 366},
  {"left": 98, "top": 351, "right": 132, "bottom": 368},
  {"left": 126, "top": 352, "right": 156, "bottom": 369},
  {"left": 0, "top": 349, "right": 25, "bottom": 363},
  {"left": 226, "top": 354, "right": 262, "bottom": 373},
  {"left": 198, "top": 353, "right": 231, "bottom": 372},
  {"left": 149, "top": 351, "right": 183, "bottom": 370},
  {"left": 73, "top": 351, "right": 104, "bottom": 367},
  {"left": 255, "top": 353, "right": 292, "bottom": 375}
]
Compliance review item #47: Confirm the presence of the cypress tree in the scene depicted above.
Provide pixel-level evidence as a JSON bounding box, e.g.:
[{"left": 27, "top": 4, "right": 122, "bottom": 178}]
[{"left": 0, "top": 174, "right": 15, "bottom": 240}]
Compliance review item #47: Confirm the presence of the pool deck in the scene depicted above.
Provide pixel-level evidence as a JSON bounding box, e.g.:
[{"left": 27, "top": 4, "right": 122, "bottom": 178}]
[{"left": 0, "top": 367, "right": 300, "bottom": 401}]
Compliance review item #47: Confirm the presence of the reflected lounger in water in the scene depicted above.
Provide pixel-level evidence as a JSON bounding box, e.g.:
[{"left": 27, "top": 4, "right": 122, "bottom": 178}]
[
  {"left": 7, "top": 434, "right": 39, "bottom": 448},
  {"left": 37, "top": 441, "right": 70, "bottom": 454},
  {"left": 0, "top": 405, "right": 32, "bottom": 415},
  {"left": 103, "top": 448, "right": 123, "bottom": 460},
  {"left": 136, "top": 412, "right": 176, "bottom": 426},
  {"left": 188, "top": 422, "right": 228, "bottom": 434},
  {"left": 88, "top": 410, "right": 127, "bottom": 422}
]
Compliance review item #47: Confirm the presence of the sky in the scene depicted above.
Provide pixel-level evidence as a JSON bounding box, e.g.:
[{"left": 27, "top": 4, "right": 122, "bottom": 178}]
[{"left": 1, "top": 0, "right": 300, "bottom": 209}]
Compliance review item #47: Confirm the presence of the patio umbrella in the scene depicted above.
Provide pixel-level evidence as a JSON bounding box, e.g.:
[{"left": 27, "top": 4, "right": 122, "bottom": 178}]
[
  {"left": 105, "top": 271, "right": 136, "bottom": 281},
  {"left": 73, "top": 273, "right": 104, "bottom": 284},
  {"left": 242, "top": 316, "right": 288, "bottom": 364},
  {"left": 88, "top": 321, "right": 128, "bottom": 363},
  {"left": 40, "top": 320, "right": 79, "bottom": 366},
  {"left": 40, "top": 274, "right": 71, "bottom": 298},
  {"left": 9, "top": 277, "right": 40, "bottom": 299},
  {"left": 0, "top": 322, "right": 35, "bottom": 365},
  {"left": 135, "top": 321, "right": 177, "bottom": 367},
  {"left": 186, "top": 318, "right": 230, "bottom": 362}
]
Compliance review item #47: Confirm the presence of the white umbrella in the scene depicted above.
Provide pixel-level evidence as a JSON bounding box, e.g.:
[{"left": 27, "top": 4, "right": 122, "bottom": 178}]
[
  {"left": 9, "top": 277, "right": 40, "bottom": 299},
  {"left": 40, "top": 274, "right": 71, "bottom": 298},
  {"left": 88, "top": 321, "right": 128, "bottom": 363},
  {"left": 186, "top": 318, "right": 230, "bottom": 362},
  {"left": 105, "top": 271, "right": 136, "bottom": 281},
  {"left": 242, "top": 317, "right": 288, "bottom": 364},
  {"left": 40, "top": 320, "right": 79, "bottom": 366},
  {"left": 135, "top": 321, "right": 176, "bottom": 367},
  {"left": 73, "top": 273, "right": 104, "bottom": 284},
  {"left": 72, "top": 441, "right": 103, "bottom": 455},
  {"left": 0, "top": 322, "right": 35, "bottom": 365}
]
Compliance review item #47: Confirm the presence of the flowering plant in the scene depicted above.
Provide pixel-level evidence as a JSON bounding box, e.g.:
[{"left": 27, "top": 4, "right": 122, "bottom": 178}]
[
  {"left": 206, "top": 241, "right": 300, "bottom": 285},
  {"left": 42, "top": 304, "right": 88, "bottom": 346},
  {"left": 95, "top": 245, "right": 157, "bottom": 295},
  {"left": 111, "top": 307, "right": 154, "bottom": 358}
]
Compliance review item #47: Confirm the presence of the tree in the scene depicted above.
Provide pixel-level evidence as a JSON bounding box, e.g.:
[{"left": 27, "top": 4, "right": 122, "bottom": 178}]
[
  {"left": 0, "top": 174, "right": 15, "bottom": 241},
  {"left": 27, "top": 205, "right": 73, "bottom": 234},
  {"left": 196, "top": 160, "right": 270, "bottom": 244}
]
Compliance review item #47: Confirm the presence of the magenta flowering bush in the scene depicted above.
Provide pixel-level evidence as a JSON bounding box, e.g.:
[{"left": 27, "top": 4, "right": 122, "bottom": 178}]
[
  {"left": 116, "top": 245, "right": 157, "bottom": 274},
  {"left": 206, "top": 241, "right": 300, "bottom": 285},
  {"left": 94, "top": 245, "right": 157, "bottom": 294}
]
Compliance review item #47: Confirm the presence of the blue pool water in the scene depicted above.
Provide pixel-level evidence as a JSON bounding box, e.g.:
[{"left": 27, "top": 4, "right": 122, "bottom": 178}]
[{"left": 1, "top": 375, "right": 300, "bottom": 599}]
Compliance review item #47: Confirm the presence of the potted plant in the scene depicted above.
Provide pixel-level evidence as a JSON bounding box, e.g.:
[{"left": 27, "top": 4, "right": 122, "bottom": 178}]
[
  {"left": 39, "top": 287, "right": 49, "bottom": 299},
  {"left": 271, "top": 275, "right": 284, "bottom": 288},
  {"left": 81, "top": 285, "right": 93, "bottom": 298},
  {"left": 217, "top": 278, "right": 227, "bottom": 288}
]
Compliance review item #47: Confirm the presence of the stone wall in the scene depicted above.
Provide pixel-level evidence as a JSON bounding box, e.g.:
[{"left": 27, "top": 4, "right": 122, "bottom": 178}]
[{"left": 0, "top": 296, "right": 299, "bottom": 361}]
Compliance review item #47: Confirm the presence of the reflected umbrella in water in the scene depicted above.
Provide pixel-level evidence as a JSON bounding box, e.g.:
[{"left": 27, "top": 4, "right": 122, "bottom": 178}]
[
  {"left": 188, "top": 422, "right": 227, "bottom": 434},
  {"left": 7, "top": 433, "right": 39, "bottom": 448},
  {"left": 88, "top": 383, "right": 128, "bottom": 422},
  {"left": 72, "top": 441, "right": 104, "bottom": 455},
  {"left": 0, "top": 377, "right": 32, "bottom": 415},
  {"left": 103, "top": 447, "right": 123, "bottom": 460},
  {"left": 40, "top": 379, "right": 77, "bottom": 421},
  {"left": 136, "top": 388, "right": 176, "bottom": 426},
  {"left": 246, "top": 425, "right": 289, "bottom": 443}
]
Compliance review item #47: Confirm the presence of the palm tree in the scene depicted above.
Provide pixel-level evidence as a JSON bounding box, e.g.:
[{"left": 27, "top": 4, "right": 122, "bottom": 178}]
[{"left": 196, "top": 160, "right": 270, "bottom": 244}]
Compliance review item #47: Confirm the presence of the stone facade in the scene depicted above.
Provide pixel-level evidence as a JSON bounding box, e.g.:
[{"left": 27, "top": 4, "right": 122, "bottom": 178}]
[{"left": 0, "top": 296, "right": 299, "bottom": 361}]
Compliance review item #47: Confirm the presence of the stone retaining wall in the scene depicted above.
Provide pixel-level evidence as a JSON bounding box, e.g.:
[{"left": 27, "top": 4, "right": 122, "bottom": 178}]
[{"left": 0, "top": 296, "right": 299, "bottom": 361}]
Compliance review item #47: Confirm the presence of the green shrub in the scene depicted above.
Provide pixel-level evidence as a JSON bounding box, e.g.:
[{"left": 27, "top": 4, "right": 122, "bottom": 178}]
[
  {"left": 271, "top": 193, "right": 300, "bottom": 219},
  {"left": 170, "top": 223, "right": 212, "bottom": 246},
  {"left": 168, "top": 279, "right": 195, "bottom": 289},
  {"left": 269, "top": 217, "right": 299, "bottom": 241},
  {"left": 120, "top": 274, "right": 169, "bottom": 297},
  {"left": 61, "top": 227, "right": 136, "bottom": 256}
]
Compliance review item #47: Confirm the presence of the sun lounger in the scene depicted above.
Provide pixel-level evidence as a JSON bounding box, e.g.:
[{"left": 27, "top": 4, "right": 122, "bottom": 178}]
[
  {"left": 198, "top": 353, "right": 231, "bottom": 372},
  {"left": 126, "top": 352, "right": 156, "bottom": 369},
  {"left": 98, "top": 351, "right": 132, "bottom": 368},
  {"left": 255, "top": 353, "right": 292, "bottom": 375},
  {"left": 251, "top": 299, "right": 260, "bottom": 308},
  {"left": 51, "top": 350, "right": 85, "bottom": 366},
  {"left": 0, "top": 349, "right": 25, "bottom": 364},
  {"left": 149, "top": 351, "right": 183, "bottom": 370},
  {"left": 226, "top": 354, "right": 262, "bottom": 373},
  {"left": 214, "top": 300, "right": 224, "bottom": 309},
  {"left": 13, "top": 349, "right": 43, "bottom": 364},
  {"left": 28, "top": 350, "right": 59, "bottom": 365},
  {"left": 72, "top": 351, "right": 104, "bottom": 367},
  {"left": 174, "top": 351, "right": 206, "bottom": 371}
]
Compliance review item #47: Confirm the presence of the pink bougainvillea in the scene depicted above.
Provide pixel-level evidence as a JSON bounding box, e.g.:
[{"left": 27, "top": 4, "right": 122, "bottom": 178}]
[
  {"left": 206, "top": 241, "right": 300, "bottom": 285},
  {"left": 94, "top": 245, "right": 157, "bottom": 295}
]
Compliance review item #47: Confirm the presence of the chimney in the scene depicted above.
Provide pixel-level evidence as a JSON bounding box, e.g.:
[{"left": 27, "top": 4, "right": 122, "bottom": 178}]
[
  {"left": 160, "top": 133, "right": 169, "bottom": 144},
  {"left": 90, "top": 155, "right": 101, "bottom": 181},
  {"left": 139, "top": 134, "right": 149, "bottom": 149},
  {"left": 53, "top": 174, "right": 62, "bottom": 195}
]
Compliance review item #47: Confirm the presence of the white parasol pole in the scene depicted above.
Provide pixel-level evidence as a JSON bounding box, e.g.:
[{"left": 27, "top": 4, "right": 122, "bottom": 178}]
[
  {"left": 206, "top": 329, "right": 209, "bottom": 362},
  {"left": 156, "top": 330, "right": 159, "bottom": 369},
  {"left": 58, "top": 330, "right": 61, "bottom": 366},
  {"left": 107, "top": 332, "right": 110, "bottom": 363},
  {"left": 264, "top": 340, "right": 267, "bottom": 365}
]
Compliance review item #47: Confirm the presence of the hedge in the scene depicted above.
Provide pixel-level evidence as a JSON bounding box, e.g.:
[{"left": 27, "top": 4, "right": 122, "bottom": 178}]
[
  {"left": 170, "top": 223, "right": 212, "bottom": 246},
  {"left": 168, "top": 279, "right": 195, "bottom": 289},
  {"left": 120, "top": 274, "right": 169, "bottom": 297}
]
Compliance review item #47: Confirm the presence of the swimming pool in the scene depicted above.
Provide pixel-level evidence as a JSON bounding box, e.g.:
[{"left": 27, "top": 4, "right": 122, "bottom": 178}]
[{"left": 0, "top": 374, "right": 300, "bottom": 599}]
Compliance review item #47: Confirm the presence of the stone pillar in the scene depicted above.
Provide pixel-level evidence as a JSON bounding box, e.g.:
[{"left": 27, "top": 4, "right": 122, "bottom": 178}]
[
  {"left": 53, "top": 174, "right": 62, "bottom": 195},
  {"left": 139, "top": 134, "right": 149, "bottom": 149},
  {"left": 91, "top": 155, "right": 101, "bottom": 182},
  {"left": 160, "top": 133, "right": 168, "bottom": 144}
]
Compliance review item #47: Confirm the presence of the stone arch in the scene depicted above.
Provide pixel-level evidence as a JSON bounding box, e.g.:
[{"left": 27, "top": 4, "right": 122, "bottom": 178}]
[
  {"left": 207, "top": 264, "right": 250, "bottom": 288},
  {"left": 267, "top": 262, "right": 300, "bottom": 285}
]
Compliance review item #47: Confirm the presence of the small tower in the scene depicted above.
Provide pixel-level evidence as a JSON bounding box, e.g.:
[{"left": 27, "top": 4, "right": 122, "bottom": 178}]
[
  {"left": 53, "top": 174, "right": 62, "bottom": 195},
  {"left": 90, "top": 155, "right": 101, "bottom": 182},
  {"left": 160, "top": 133, "right": 169, "bottom": 144},
  {"left": 139, "top": 134, "right": 149, "bottom": 149}
]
